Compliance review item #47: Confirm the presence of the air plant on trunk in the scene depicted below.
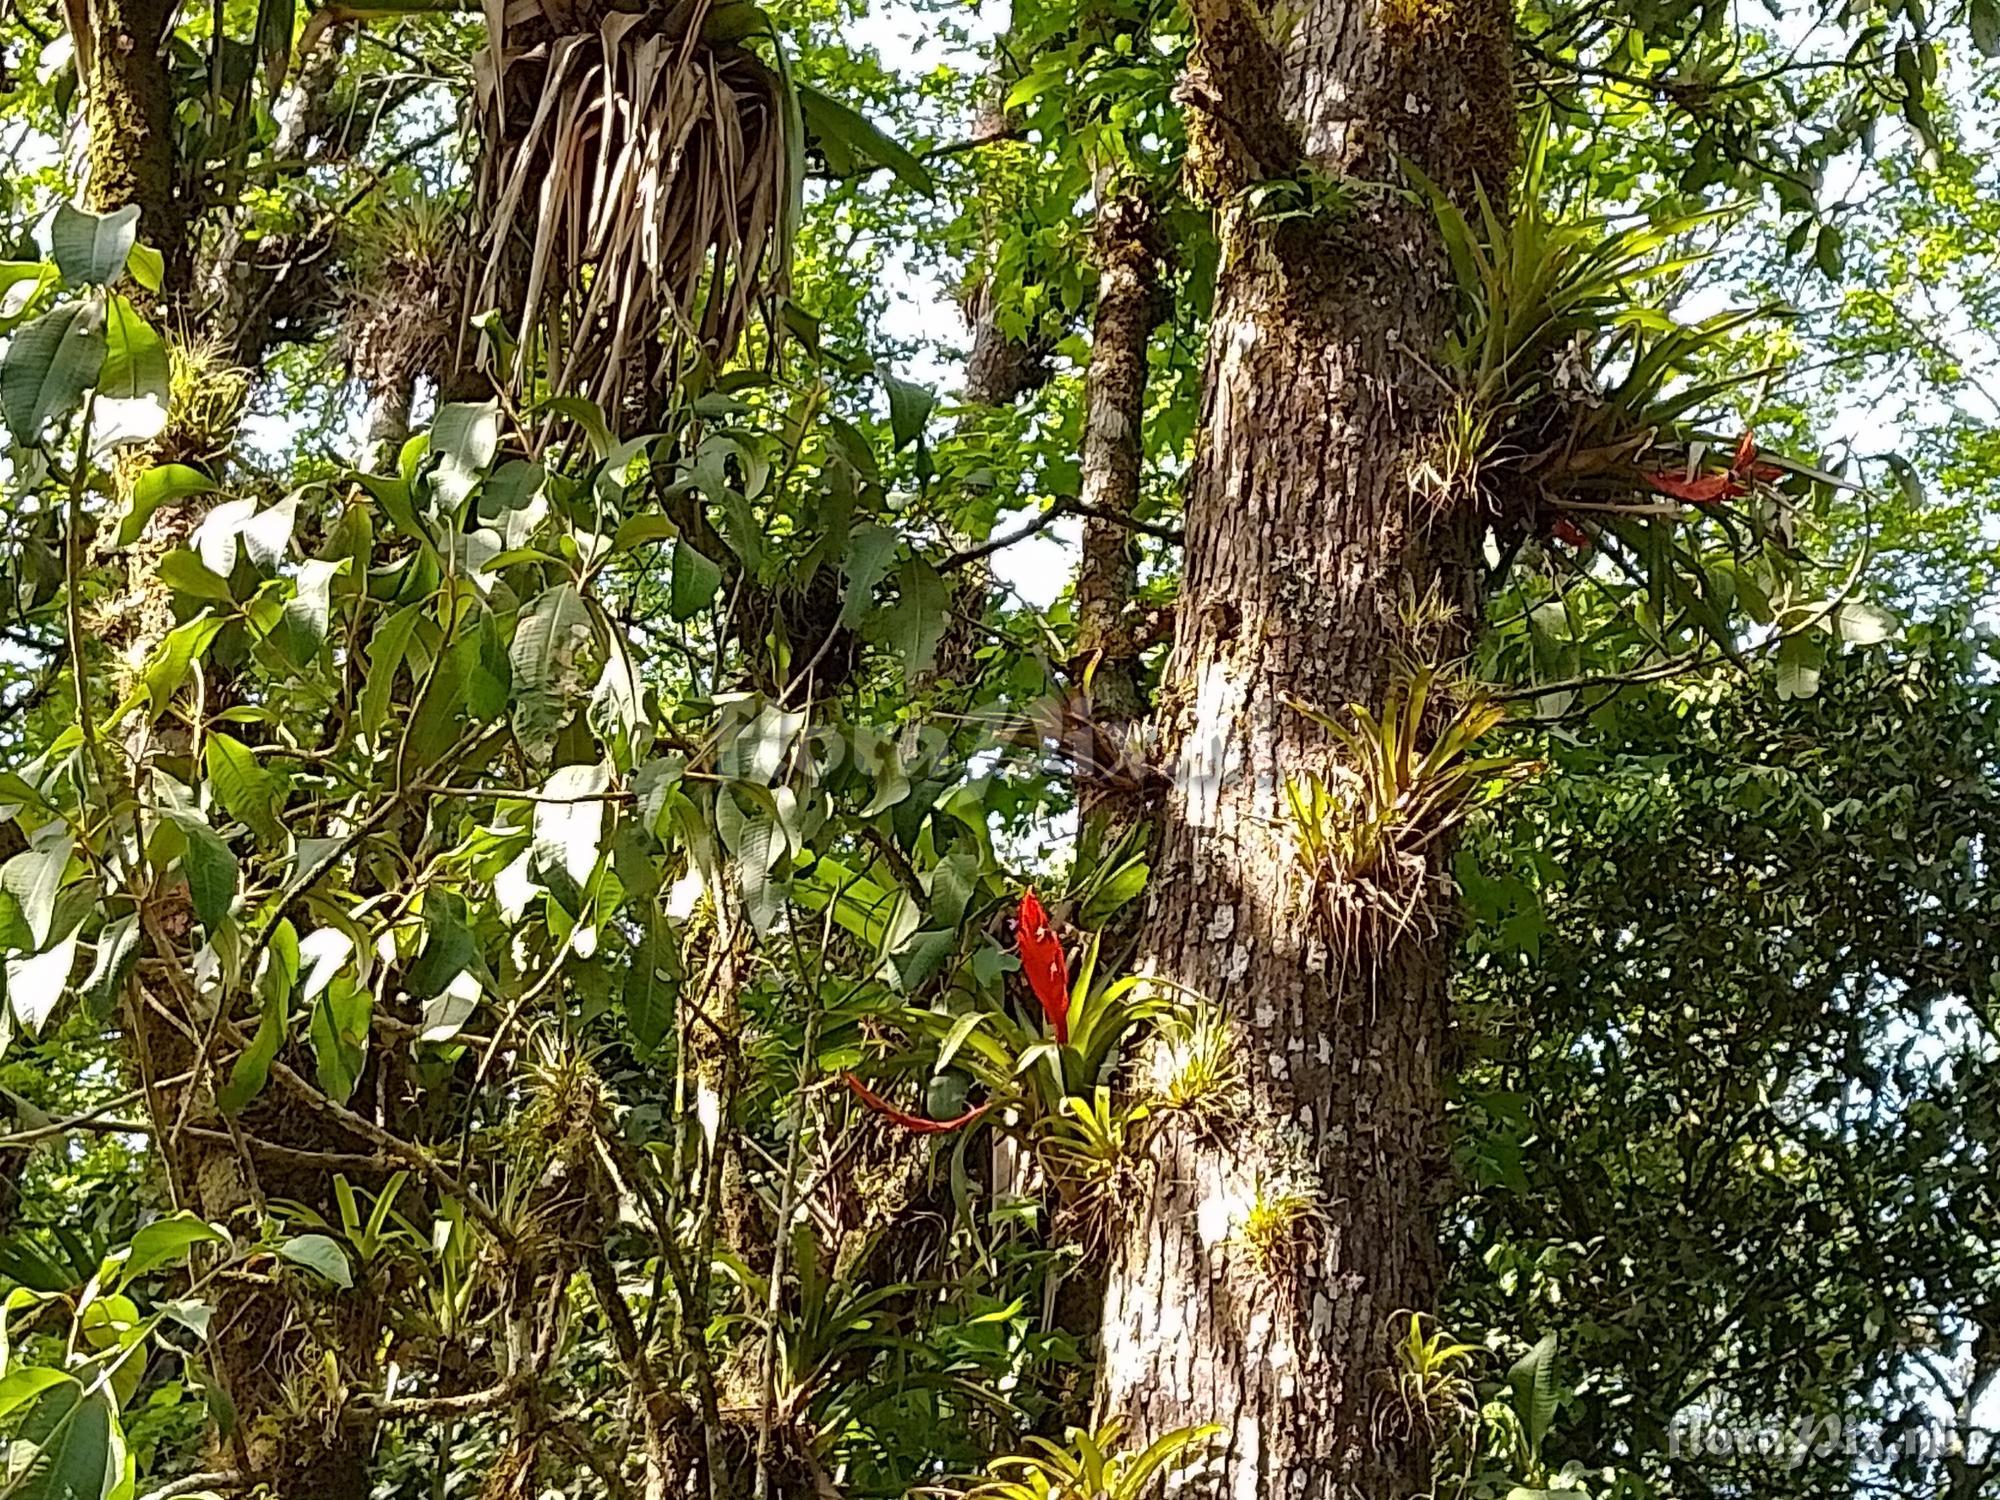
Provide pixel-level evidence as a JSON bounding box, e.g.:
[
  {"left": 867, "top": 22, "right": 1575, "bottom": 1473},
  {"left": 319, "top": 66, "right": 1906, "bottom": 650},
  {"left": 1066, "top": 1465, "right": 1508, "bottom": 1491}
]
[
  {"left": 1282, "top": 667, "right": 1538, "bottom": 972},
  {"left": 469, "top": 0, "right": 802, "bottom": 415},
  {"left": 1403, "top": 115, "right": 1822, "bottom": 554}
]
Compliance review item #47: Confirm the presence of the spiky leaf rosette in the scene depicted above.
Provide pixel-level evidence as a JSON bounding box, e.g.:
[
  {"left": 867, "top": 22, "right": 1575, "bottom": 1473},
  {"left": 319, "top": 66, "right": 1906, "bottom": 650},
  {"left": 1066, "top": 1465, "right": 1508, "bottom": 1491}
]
[{"left": 470, "top": 0, "right": 800, "bottom": 414}]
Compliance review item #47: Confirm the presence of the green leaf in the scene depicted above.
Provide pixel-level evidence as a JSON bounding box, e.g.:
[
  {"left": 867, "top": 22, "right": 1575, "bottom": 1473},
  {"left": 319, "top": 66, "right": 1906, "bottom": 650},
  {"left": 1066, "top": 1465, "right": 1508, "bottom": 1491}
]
[
  {"left": 510, "top": 584, "right": 593, "bottom": 752},
  {"left": 4, "top": 931, "right": 78, "bottom": 1034},
  {"left": 274, "top": 557, "right": 344, "bottom": 665},
  {"left": 82, "top": 915, "right": 140, "bottom": 1019},
  {"left": 532, "top": 761, "right": 611, "bottom": 896},
  {"left": 309, "top": 976, "right": 371, "bottom": 1105},
  {"left": 669, "top": 542, "right": 723, "bottom": 621},
  {"left": 96, "top": 292, "right": 169, "bottom": 440},
  {"left": 117, "top": 463, "right": 215, "bottom": 548},
  {"left": 1775, "top": 632, "right": 1823, "bottom": 701},
  {"left": 122, "top": 1213, "right": 229, "bottom": 1284},
  {"left": 798, "top": 84, "right": 935, "bottom": 196},
  {"left": 1834, "top": 600, "right": 1897, "bottom": 646},
  {"left": 879, "top": 370, "right": 934, "bottom": 450},
  {"left": 8, "top": 1381, "right": 114, "bottom": 1500},
  {"left": 254, "top": 0, "right": 296, "bottom": 92},
  {"left": 277, "top": 1233, "right": 352, "bottom": 1289},
  {"left": 624, "top": 911, "right": 680, "bottom": 1054},
  {"left": 869, "top": 558, "right": 949, "bottom": 672},
  {"left": 1, "top": 836, "right": 72, "bottom": 948},
  {"left": 156, "top": 549, "right": 235, "bottom": 602},
  {"left": 1508, "top": 1331, "right": 1561, "bottom": 1463},
  {"left": 840, "top": 524, "right": 899, "bottom": 627},
  {"left": 1975, "top": 0, "right": 2000, "bottom": 56},
  {"left": 50, "top": 203, "right": 140, "bottom": 286},
  {"left": 357, "top": 603, "right": 423, "bottom": 743},
  {"left": 125, "top": 241, "right": 164, "bottom": 293},
  {"left": 140, "top": 612, "right": 225, "bottom": 717},
  {"left": 404, "top": 891, "right": 476, "bottom": 1003},
  {"left": 612, "top": 513, "right": 677, "bottom": 553},
  {"left": 204, "top": 733, "right": 284, "bottom": 845},
  {"left": 0, "top": 296, "right": 107, "bottom": 448},
  {"left": 219, "top": 979, "right": 286, "bottom": 1114},
  {"left": 429, "top": 400, "right": 500, "bottom": 513},
  {"left": 0, "top": 1370, "right": 75, "bottom": 1424},
  {"left": 166, "top": 810, "right": 238, "bottom": 929}
]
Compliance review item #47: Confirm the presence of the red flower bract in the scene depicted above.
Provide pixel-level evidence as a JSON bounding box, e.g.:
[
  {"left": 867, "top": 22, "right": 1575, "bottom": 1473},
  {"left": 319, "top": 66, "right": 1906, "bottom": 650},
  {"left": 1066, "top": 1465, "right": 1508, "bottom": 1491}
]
[
  {"left": 842, "top": 1073, "right": 990, "bottom": 1134},
  {"left": 1644, "top": 429, "right": 1785, "bottom": 506},
  {"left": 1016, "top": 889, "right": 1070, "bottom": 1044}
]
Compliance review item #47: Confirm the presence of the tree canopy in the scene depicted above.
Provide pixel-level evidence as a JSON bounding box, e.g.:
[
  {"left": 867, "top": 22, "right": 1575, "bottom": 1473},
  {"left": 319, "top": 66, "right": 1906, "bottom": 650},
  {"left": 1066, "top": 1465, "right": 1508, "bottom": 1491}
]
[{"left": 0, "top": 0, "right": 1995, "bottom": 1495}]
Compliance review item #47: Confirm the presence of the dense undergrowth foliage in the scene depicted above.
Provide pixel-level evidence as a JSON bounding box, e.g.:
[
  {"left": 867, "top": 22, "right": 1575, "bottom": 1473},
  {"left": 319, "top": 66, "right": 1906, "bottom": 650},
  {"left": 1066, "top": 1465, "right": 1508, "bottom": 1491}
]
[{"left": 0, "top": 0, "right": 1997, "bottom": 1494}]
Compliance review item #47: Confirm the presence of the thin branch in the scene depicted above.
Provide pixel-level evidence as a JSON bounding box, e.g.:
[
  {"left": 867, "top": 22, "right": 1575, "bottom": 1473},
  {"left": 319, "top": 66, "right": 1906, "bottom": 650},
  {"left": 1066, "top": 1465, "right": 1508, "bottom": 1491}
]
[
  {"left": 137, "top": 1473, "right": 252, "bottom": 1500},
  {"left": 0, "top": 1075, "right": 194, "bottom": 1150},
  {"left": 938, "top": 498, "right": 1182, "bottom": 574}
]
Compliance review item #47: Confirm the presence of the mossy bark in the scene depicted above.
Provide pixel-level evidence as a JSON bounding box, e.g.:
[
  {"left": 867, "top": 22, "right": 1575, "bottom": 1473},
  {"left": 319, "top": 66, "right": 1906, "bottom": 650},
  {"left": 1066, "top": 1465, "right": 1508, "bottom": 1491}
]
[{"left": 1093, "top": 2, "right": 1515, "bottom": 1494}]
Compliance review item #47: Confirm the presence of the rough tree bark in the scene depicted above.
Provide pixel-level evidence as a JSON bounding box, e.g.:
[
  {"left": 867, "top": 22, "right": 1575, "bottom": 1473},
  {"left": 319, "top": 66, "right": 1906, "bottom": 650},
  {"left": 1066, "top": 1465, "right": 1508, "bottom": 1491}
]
[
  {"left": 1072, "top": 189, "right": 1168, "bottom": 843},
  {"left": 1095, "top": 2, "right": 1514, "bottom": 1495}
]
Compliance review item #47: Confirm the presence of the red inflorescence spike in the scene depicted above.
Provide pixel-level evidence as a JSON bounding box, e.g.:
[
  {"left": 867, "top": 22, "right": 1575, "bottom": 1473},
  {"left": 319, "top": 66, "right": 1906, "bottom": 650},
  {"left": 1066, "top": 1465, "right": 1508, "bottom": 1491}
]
[
  {"left": 842, "top": 1073, "right": 990, "bottom": 1134},
  {"left": 1015, "top": 889, "right": 1071, "bottom": 1044}
]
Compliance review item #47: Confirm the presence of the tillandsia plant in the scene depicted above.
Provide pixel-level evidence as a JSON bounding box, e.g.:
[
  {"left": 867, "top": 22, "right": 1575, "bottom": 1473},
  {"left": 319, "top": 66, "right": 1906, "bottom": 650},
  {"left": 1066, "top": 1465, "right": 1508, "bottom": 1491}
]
[
  {"left": 966, "top": 1418, "right": 1223, "bottom": 1500},
  {"left": 1283, "top": 667, "right": 1539, "bottom": 968},
  {"left": 1404, "top": 113, "right": 1879, "bottom": 690}
]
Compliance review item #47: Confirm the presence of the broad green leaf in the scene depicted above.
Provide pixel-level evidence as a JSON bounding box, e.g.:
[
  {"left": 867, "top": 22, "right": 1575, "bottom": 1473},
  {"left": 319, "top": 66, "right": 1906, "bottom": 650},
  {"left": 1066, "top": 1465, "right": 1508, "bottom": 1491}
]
[
  {"left": 612, "top": 513, "right": 677, "bottom": 552},
  {"left": 798, "top": 84, "right": 935, "bottom": 196},
  {"left": 4, "top": 931, "right": 78, "bottom": 1034},
  {"left": 116, "top": 463, "right": 214, "bottom": 547},
  {"left": 532, "top": 760, "right": 611, "bottom": 895},
  {"left": 1775, "top": 632, "right": 1823, "bottom": 701},
  {"left": 276, "top": 1233, "right": 352, "bottom": 1289},
  {"left": 273, "top": 557, "right": 344, "bottom": 665},
  {"left": 1508, "top": 1332, "right": 1561, "bottom": 1462},
  {"left": 309, "top": 976, "right": 371, "bottom": 1105},
  {"left": 404, "top": 891, "right": 477, "bottom": 1003},
  {"left": 357, "top": 602, "right": 423, "bottom": 742},
  {"left": 0, "top": 1370, "right": 75, "bottom": 1424},
  {"left": 139, "top": 612, "right": 225, "bottom": 717},
  {"left": 623, "top": 912, "right": 679, "bottom": 1054},
  {"left": 254, "top": 0, "right": 296, "bottom": 92},
  {"left": 669, "top": 542, "right": 723, "bottom": 621},
  {"left": 879, "top": 370, "right": 934, "bottom": 450},
  {"left": 429, "top": 400, "right": 500, "bottom": 513},
  {"left": 156, "top": 549, "right": 235, "bottom": 603},
  {"left": 510, "top": 584, "right": 593, "bottom": 751},
  {"left": 220, "top": 968, "right": 287, "bottom": 1114},
  {"left": 869, "top": 558, "right": 950, "bottom": 673},
  {"left": 1834, "top": 600, "right": 1897, "bottom": 646},
  {"left": 50, "top": 203, "right": 139, "bottom": 286},
  {"left": 122, "top": 1213, "right": 229, "bottom": 1284},
  {"left": 204, "top": 733, "right": 284, "bottom": 845},
  {"left": 124, "top": 241, "right": 164, "bottom": 293},
  {"left": 1, "top": 836, "right": 72, "bottom": 948},
  {"left": 840, "top": 524, "right": 899, "bottom": 627},
  {"left": 165, "top": 811, "right": 238, "bottom": 929},
  {"left": 7, "top": 1381, "right": 114, "bottom": 1500},
  {"left": 0, "top": 296, "right": 107, "bottom": 448},
  {"left": 94, "top": 293, "right": 168, "bottom": 443},
  {"left": 81, "top": 915, "right": 140, "bottom": 1019}
]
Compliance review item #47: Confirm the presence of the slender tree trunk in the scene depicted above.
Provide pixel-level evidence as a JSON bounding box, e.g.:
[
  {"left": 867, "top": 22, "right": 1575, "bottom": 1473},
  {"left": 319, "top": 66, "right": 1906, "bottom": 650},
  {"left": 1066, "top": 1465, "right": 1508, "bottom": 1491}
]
[
  {"left": 1095, "top": 4, "right": 1513, "bottom": 1495},
  {"left": 1072, "top": 189, "right": 1168, "bottom": 844}
]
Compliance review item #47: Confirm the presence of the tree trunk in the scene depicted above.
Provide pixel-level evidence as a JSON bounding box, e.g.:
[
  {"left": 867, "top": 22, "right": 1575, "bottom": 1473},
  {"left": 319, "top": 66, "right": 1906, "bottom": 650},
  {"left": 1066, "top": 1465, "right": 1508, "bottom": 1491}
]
[
  {"left": 1095, "top": 4, "right": 1513, "bottom": 1495},
  {"left": 1072, "top": 189, "right": 1167, "bottom": 844}
]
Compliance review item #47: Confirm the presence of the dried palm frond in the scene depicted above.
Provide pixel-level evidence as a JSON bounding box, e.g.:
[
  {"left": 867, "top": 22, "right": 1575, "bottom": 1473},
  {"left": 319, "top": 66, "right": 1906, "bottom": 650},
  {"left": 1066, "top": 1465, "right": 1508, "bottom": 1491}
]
[{"left": 470, "top": 0, "right": 800, "bottom": 415}]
